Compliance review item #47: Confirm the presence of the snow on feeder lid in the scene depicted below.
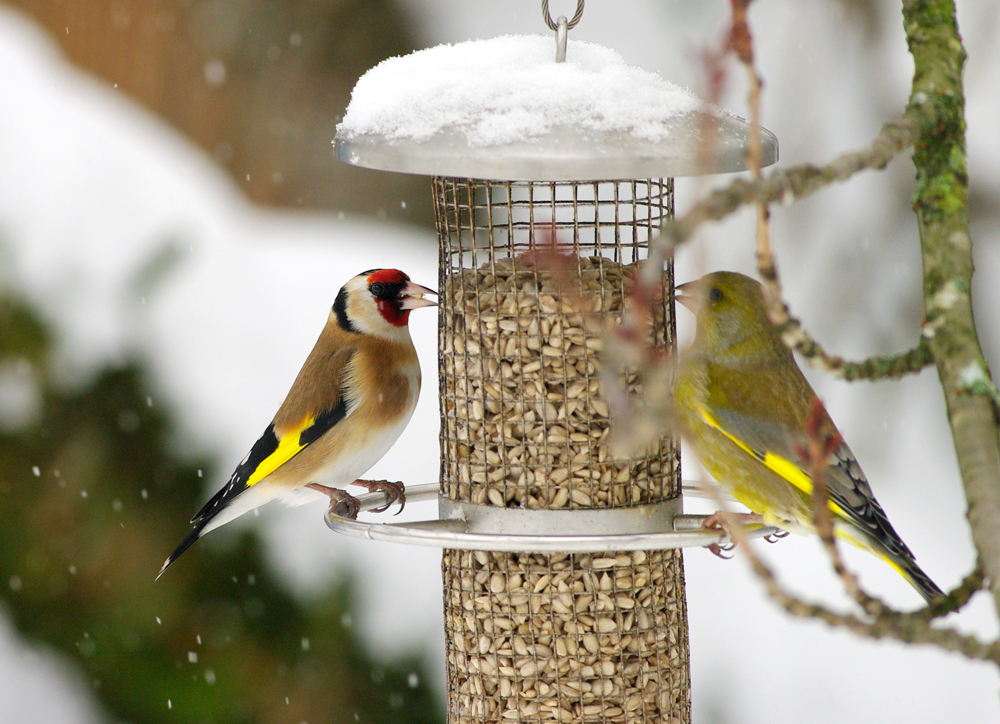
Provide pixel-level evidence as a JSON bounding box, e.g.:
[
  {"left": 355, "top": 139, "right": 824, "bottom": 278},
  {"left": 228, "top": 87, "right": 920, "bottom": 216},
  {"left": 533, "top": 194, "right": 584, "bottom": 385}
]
[{"left": 334, "top": 34, "right": 778, "bottom": 180}]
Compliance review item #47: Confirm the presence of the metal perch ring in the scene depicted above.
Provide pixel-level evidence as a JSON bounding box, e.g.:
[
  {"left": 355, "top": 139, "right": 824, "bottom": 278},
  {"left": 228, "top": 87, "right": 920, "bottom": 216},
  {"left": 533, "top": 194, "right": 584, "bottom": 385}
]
[{"left": 324, "top": 482, "right": 781, "bottom": 552}]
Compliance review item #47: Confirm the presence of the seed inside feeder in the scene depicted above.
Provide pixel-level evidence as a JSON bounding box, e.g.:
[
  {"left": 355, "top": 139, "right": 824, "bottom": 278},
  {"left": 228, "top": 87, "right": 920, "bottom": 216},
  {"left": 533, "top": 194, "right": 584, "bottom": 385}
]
[
  {"left": 441, "top": 254, "right": 675, "bottom": 510},
  {"left": 436, "top": 176, "right": 689, "bottom": 724}
]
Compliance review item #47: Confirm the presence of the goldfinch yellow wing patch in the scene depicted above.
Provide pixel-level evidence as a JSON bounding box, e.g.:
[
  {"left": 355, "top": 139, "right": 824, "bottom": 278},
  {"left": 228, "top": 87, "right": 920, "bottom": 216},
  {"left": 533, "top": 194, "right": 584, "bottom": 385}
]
[
  {"left": 189, "top": 397, "right": 350, "bottom": 525},
  {"left": 245, "top": 420, "right": 313, "bottom": 486},
  {"left": 247, "top": 398, "right": 352, "bottom": 487}
]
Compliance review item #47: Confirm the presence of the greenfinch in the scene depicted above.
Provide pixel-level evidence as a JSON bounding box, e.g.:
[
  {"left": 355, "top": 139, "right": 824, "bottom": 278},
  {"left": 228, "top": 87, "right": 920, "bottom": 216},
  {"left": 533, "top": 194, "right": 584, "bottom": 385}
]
[{"left": 673, "top": 271, "right": 942, "bottom": 602}]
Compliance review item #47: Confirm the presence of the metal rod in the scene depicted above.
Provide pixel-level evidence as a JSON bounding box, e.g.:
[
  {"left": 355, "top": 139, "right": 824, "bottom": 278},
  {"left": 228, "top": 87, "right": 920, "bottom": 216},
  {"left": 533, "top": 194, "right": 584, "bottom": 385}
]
[
  {"left": 323, "top": 482, "right": 781, "bottom": 552},
  {"left": 335, "top": 480, "right": 738, "bottom": 515},
  {"left": 555, "top": 16, "right": 568, "bottom": 62}
]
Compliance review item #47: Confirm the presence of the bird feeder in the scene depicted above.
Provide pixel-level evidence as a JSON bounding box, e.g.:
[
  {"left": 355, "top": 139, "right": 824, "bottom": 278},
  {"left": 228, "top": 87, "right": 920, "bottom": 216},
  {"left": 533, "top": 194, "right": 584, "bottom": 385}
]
[{"left": 331, "top": 6, "right": 777, "bottom": 723}]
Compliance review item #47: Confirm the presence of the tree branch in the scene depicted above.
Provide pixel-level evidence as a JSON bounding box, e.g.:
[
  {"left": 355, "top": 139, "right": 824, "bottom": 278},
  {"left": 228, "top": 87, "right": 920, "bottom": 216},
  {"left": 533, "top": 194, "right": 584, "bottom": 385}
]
[
  {"left": 744, "top": 547, "right": 1000, "bottom": 664},
  {"left": 659, "top": 0, "right": 1000, "bottom": 663},
  {"left": 658, "top": 112, "right": 919, "bottom": 250},
  {"left": 657, "top": 111, "right": 932, "bottom": 381},
  {"left": 903, "top": 0, "right": 1000, "bottom": 618}
]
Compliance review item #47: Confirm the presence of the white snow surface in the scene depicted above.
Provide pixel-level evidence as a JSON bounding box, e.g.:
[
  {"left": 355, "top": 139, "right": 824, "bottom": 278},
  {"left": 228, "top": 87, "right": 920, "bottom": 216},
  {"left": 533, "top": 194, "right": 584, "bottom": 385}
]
[{"left": 338, "top": 34, "right": 701, "bottom": 146}]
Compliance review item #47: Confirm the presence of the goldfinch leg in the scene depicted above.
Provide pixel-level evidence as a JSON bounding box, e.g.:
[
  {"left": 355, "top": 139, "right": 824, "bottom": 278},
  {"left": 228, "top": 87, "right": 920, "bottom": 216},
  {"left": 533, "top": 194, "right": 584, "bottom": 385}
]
[
  {"left": 351, "top": 479, "right": 406, "bottom": 514},
  {"left": 306, "top": 483, "right": 361, "bottom": 520}
]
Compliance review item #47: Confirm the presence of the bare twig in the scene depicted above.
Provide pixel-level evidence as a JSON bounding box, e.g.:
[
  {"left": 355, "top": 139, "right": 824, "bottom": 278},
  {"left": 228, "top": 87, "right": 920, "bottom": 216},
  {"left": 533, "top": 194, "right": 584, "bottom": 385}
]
[
  {"left": 727, "top": 0, "right": 928, "bottom": 431},
  {"left": 735, "top": 2, "right": 885, "bottom": 618},
  {"left": 703, "top": 0, "right": 1000, "bottom": 665},
  {"left": 799, "top": 398, "right": 879, "bottom": 613},
  {"left": 742, "top": 543, "right": 1000, "bottom": 664},
  {"left": 658, "top": 112, "right": 920, "bottom": 252},
  {"left": 727, "top": 0, "right": 772, "bottom": 284},
  {"left": 658, "top": 106, "right": 929, "bottom": 380},
  {"left": 920, "top": 561, "right": 986, "bottom": 621},
  {"left": 798, "top": 398, "right": 931, "bottom": 622}
]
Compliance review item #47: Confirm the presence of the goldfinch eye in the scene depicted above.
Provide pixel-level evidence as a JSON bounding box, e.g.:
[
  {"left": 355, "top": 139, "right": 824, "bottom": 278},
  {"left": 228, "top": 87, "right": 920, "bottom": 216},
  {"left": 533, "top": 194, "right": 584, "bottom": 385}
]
[
  {"left": 708, "top": 287, "right": 723, "bottom": 302},
  {"left": 369, "top": 282, "right": 386, "bottom": 297}
]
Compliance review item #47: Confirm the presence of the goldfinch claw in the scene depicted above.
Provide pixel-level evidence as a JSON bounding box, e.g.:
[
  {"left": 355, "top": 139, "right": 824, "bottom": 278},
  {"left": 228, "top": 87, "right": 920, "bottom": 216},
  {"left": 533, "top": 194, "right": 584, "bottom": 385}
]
[
  {"left": 352, "top": 479, "right": 406, "bottom": 515},
  {"left": 332, "top": 496, "right": 361, "bottom": 520},
  {"left": 307, "top": 484, "right": 362, "bottom": 520}
]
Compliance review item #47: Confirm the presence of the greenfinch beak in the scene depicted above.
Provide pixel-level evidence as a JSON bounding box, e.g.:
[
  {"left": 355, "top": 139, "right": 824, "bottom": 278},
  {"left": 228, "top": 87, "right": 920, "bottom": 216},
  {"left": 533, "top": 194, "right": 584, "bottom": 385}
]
[{"left": 674, "top": 280, "right": 702, "bottom": 313}]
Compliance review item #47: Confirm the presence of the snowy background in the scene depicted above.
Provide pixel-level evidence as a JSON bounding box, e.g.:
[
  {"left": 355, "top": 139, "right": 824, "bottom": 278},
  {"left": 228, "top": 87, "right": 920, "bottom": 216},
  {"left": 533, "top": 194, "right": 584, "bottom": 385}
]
[{"left": 2, "top": 1, "right": 1000, "bottom": 722}]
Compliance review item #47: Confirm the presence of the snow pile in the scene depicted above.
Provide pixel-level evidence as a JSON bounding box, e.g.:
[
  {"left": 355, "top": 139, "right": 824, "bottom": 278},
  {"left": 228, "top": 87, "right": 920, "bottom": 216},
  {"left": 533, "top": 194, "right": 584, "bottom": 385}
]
[{"left": 338, "top": 34, "right": 702, "bottom": 146}]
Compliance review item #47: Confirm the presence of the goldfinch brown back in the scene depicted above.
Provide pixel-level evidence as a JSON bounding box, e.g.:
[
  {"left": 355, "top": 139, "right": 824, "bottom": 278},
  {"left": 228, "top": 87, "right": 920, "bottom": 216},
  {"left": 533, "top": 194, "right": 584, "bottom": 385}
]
[{"left": 158, "top": 269, "right": 435, "bottom": 578}]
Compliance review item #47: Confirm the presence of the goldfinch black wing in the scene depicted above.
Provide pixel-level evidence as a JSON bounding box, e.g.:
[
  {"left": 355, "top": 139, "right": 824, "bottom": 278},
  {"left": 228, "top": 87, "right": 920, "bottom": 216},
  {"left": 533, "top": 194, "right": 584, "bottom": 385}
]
[
  {"left": 157, "top": 346, "right": 355, "bottom": 577},
  {"left": 193, "top": 399, "right": 351, "bottom": 522}
]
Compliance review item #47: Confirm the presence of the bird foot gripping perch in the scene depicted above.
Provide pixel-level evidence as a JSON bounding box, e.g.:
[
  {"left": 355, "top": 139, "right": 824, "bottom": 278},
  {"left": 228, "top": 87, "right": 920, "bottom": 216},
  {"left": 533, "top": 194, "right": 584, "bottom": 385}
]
[
  {"left": 310, "top": 479, "right": 406, "bottom": 520},
  {"left": 322, "top": 481, "right": 786, "bottom": 552},
  {"left": 700, "top": 511, "right": 766, "bottom": 559}
]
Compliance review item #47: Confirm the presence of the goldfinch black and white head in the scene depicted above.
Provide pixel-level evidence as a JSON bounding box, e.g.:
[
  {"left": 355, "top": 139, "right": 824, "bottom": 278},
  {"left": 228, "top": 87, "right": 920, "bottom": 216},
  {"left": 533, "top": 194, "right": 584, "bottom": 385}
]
[
  {"left": 335, "top": 268, "right": 436, "bottom": 336},
  {"left": 158, "top": 268, "right": 436, "bottom": 578}
]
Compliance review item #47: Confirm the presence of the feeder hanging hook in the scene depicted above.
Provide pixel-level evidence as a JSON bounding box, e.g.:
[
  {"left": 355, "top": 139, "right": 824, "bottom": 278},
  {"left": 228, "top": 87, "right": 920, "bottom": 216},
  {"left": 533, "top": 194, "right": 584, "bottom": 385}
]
[{"left": 542, "top": 0, "right": 584, "bottom": 62}]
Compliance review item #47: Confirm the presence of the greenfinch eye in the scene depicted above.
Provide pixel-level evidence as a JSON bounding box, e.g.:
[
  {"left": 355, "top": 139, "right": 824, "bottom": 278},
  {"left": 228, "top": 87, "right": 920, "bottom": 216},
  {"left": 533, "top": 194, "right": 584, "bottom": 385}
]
[{"left": 708, "top": 286, "right": 723, "bottom": 302}]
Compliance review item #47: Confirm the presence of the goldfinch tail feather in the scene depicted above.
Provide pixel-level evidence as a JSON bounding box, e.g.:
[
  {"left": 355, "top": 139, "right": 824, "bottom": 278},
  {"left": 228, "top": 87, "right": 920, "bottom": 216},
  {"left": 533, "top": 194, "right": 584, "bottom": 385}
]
[
  {"left": 156, "top": 478, "right": 292, "bottom": 579},
  {"left": 156, "top": 520, "right": 209, "bottom": 579}
]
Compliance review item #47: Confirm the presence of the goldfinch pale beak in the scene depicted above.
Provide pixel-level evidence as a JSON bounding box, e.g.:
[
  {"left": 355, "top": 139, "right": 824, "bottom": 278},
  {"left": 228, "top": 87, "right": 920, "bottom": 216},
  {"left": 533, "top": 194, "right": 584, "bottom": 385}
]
[
  {"left": 399, "top": 281, "right": 438, "bottom": 310},
  {"left": 674, "top": 280, "right": 701, "bottom": 313}
]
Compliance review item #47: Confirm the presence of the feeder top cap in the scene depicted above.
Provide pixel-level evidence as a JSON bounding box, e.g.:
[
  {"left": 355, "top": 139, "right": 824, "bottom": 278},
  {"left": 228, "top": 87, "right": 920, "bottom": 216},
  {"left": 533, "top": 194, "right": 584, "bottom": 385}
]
[{"left": 335, "top": 34, "right": 777, "bottom": 181}]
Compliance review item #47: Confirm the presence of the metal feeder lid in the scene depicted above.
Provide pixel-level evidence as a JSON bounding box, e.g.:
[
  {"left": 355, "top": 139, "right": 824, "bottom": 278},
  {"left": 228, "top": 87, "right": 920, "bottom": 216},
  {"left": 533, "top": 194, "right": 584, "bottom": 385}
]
[{"left": 334, "top": 34, "right": 777, "bottom": 181}]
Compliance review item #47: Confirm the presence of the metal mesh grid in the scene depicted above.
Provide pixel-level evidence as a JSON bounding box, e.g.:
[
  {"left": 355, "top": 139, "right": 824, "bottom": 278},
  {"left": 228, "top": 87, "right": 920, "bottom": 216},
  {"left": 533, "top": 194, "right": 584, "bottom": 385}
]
[
  {"left": 434, "top": 177, "right": 689, "bottom": 724},
  {"left": 442, "top": 549, "right": 689, "bottom": 723},
  {"left": 437, "top": 178, "right": 677, "bottom": 510}
]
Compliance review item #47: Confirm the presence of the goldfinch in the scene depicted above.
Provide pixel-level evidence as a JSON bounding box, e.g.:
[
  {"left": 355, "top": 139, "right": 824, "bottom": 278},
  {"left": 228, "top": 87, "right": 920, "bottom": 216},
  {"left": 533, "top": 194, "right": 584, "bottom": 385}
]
[
  {"left": 158, "top": 268, "right": 436, "bottom": 578},
  {"left": 673, "top": 271, "right": 942, "bottom": 602}
]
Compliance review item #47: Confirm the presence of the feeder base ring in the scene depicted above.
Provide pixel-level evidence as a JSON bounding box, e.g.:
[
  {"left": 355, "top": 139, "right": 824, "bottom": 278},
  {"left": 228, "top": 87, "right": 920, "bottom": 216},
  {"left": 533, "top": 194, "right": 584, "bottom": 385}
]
[
  {"left": 323, "top": 482, "right": 782, "bottom": 552},
  {"left": 438, "top": 496, "right": 681, "bottom": 536}
]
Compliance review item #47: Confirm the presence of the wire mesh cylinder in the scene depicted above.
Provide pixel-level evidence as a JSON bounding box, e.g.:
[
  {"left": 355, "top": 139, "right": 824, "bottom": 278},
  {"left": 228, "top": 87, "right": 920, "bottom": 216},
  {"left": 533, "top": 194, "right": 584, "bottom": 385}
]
[{"left": 436, "top": 178, "right": 689, "bottom": 724}]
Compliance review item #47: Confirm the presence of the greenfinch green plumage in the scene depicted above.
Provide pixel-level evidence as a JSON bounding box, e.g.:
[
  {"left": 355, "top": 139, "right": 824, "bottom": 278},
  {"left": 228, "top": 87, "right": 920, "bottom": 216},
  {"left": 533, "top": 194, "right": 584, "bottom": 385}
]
[{"left": 673, "top": 271, "right": 942, "bottom": 602}]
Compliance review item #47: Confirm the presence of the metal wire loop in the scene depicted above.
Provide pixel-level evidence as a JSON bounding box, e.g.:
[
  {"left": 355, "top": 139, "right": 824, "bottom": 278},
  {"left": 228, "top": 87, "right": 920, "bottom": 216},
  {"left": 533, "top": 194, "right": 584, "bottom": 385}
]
[
  {"left": 555, "top": 16, "right": 568, "bottom": 63},
  {"left": 323, "top": 482, "right": 783, "bottom": 552},
  {"left": 542, "top": 0, "right": 585, "bottom": 31}
]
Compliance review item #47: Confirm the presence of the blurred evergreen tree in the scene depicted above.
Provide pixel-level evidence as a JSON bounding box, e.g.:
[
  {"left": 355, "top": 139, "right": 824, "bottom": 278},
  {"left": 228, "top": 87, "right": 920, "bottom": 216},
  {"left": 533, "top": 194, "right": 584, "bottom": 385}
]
[{"left": 0, "top": 293, "right": 441, "bottom": 724}]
